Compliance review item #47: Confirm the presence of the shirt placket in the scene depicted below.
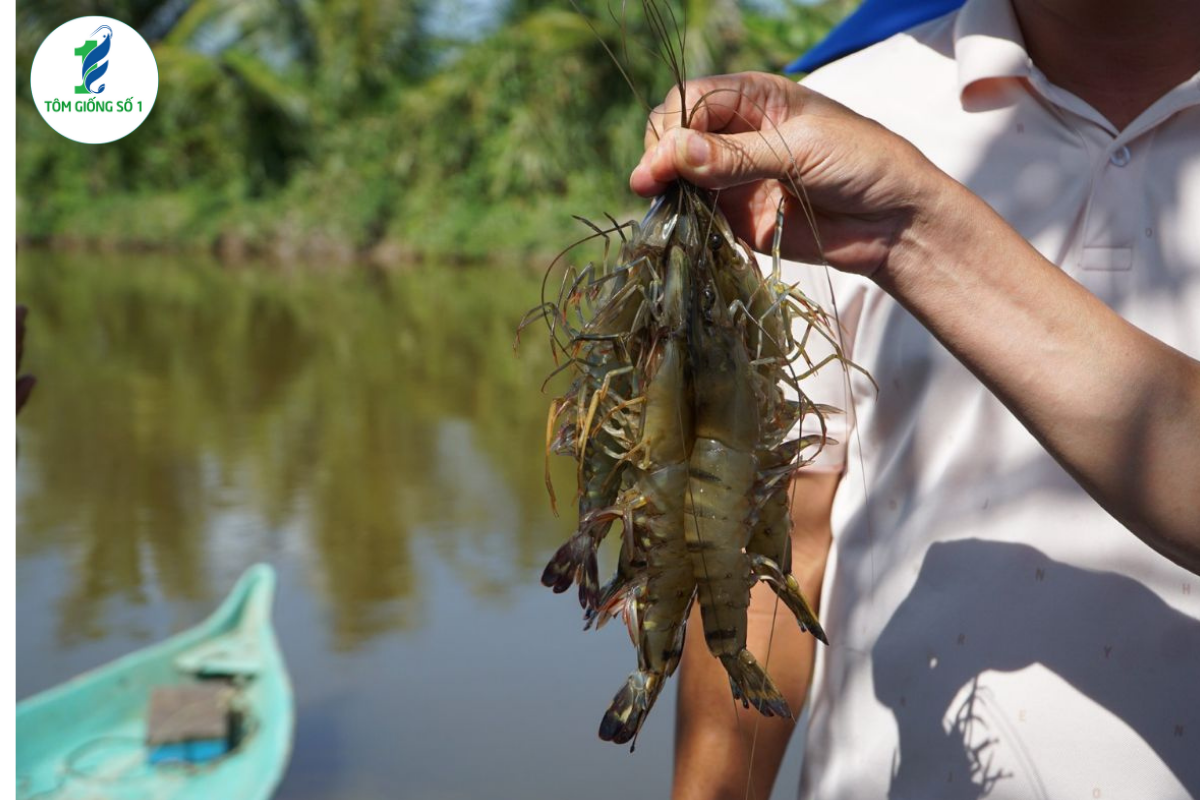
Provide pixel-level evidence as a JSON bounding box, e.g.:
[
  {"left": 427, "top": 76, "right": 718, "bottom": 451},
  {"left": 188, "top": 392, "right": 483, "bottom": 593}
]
[
  {"left": 1079, "top": 130, "right": 1149, "bottom": 272},
  {"left": 1024, "top": 71, "right": 1200, "bottom": 276}
]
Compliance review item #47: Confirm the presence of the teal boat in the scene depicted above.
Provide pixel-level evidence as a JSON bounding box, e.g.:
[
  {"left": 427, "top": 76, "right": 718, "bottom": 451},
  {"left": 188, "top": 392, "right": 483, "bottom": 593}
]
[{"left": 16, "top": 564, "right": 294, "bottom": 800}]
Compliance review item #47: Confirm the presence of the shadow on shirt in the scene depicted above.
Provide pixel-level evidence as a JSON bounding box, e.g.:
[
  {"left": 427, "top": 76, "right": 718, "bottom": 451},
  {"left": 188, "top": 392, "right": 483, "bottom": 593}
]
[{"left": 872, "top": 538, "right": 1198, "bottom": 799}]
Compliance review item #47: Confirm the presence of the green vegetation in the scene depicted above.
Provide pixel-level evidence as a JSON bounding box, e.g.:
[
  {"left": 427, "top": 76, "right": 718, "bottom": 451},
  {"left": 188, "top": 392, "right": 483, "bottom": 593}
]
[{"left": 16, "top": 0, "right": 848, "bottom": 264}]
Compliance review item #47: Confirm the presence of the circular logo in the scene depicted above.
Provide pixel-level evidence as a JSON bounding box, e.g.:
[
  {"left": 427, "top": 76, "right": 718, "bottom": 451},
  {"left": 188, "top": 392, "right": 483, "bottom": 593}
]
[{"left": 30, "top": 16, "right": 159, "bottom": 144}]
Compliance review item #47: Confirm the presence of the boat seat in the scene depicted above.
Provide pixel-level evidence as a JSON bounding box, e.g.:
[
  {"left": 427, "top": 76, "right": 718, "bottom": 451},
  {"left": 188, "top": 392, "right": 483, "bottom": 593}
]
[{"left": 175, "top": 633, "right": 263, "bottom": 677}]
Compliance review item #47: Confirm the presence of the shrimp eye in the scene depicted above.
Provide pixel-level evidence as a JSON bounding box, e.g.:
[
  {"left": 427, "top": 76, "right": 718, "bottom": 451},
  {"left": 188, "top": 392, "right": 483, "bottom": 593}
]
[{"left": 708, "top": 233, "right": 723, "bottom": 252}]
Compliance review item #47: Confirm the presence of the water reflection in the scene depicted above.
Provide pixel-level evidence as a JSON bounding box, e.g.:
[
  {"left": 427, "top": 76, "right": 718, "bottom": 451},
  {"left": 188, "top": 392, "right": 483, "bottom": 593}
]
[
  {"left": 16, "top": 250, "right": 568, "bottom": 649},
  {"left": 16, "top": 249, "right": 807, "bottom": 800}
]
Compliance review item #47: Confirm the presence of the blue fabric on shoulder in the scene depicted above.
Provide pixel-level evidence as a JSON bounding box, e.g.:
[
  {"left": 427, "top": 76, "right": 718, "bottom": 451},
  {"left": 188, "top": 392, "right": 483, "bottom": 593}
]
[{"left": 784, "top": 0, "right": 965, "bottom": 74}]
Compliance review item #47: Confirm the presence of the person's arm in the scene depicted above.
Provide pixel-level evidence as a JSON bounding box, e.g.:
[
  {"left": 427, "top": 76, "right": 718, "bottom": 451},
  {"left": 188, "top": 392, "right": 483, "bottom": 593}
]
[
  {"left": 632, "top": 73, "right": 1200, "bottom": 575},
  {"left": 880, "top": 179, "right": 1200, "bottom": 571},
  {"left": 673, "top": 470, "right": 839, "bottom": 800}
]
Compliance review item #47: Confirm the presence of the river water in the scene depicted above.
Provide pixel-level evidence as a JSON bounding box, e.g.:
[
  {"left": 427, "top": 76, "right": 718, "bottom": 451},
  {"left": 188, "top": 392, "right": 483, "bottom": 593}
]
[{"left": 15, "top": 250, "right": 804, "bottom": 799}]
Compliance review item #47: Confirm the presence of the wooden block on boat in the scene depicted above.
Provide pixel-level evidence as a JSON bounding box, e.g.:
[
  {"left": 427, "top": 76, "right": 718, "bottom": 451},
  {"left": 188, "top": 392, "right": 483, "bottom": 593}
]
[{"left": 146, "top": 684, "right": 234, "bottom": 746}]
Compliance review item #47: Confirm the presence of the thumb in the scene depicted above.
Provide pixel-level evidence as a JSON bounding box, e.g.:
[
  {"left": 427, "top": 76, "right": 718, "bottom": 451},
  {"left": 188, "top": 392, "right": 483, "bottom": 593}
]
[{"left": 666, "top": 127, "right": 797, "bottom": 190}]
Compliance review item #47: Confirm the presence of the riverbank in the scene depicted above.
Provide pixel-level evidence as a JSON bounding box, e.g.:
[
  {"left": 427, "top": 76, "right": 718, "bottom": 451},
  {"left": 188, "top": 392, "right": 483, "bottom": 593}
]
[
  {"left": 16, "top": 183, "right": 652, "bottom": 270},
  {"left": 16, "top": 2, "right": 847, "bottom": 270}
]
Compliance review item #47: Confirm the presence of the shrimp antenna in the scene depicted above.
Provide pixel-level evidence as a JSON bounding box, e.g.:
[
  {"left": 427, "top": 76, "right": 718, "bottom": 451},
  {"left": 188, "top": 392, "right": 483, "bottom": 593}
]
[
  {"left": 567, "top": 0, "right": 656, "bottom": 127},
  {"left": 641, "top": 0, "right": 688, "bottom": 127}
]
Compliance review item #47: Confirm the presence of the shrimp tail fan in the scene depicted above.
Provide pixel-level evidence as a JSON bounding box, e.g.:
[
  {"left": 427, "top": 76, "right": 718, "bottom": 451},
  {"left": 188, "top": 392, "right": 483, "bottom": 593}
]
[
  {"left": 721, "top": 649, "right": 792, "bottom": 719},
  {"left": 541, "top": 533, "right": 600, "bottom": 610},
  {"left": 598, "top": 670, "right": 662, "bottom": 750}
]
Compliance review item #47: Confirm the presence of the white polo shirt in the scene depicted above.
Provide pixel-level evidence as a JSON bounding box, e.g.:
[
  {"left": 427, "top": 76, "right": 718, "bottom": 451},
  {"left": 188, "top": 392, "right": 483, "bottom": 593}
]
[{"left": 781, "top": 1, "right": 1200, "bottom": 798}]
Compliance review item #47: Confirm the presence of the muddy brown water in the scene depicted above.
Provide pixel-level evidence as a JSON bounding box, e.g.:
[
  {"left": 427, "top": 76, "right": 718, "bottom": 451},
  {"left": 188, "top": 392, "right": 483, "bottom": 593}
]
[{"left": 15, "top": 250, "right": 804, "bottom": 799}]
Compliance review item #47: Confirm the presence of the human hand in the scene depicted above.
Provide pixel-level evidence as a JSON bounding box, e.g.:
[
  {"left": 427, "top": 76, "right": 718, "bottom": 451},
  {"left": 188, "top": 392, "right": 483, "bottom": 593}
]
[
  {"left": 17, "top": 305, "right": 35, "bottom": 415},
  {"left": 630, "top": 72, "right": 946, "bottom": 278}
]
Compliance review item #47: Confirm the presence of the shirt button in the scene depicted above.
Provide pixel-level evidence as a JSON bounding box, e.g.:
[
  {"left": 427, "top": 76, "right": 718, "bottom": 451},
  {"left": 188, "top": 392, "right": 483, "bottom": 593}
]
[{"left": 1110, "top": 145, "right": 1131, "bottom": 167}]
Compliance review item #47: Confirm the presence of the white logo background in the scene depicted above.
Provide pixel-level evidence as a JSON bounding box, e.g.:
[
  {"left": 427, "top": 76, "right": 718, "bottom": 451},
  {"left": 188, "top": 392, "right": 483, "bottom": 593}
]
[{"left": 30, "top": 16, "right": 159, "bottom": 145}]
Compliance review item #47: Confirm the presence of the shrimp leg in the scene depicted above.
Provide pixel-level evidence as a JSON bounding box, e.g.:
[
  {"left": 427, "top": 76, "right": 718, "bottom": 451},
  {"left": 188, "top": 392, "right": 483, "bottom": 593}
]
[{"left": 747, "top": 553, "right": 828, "bottom": 645}]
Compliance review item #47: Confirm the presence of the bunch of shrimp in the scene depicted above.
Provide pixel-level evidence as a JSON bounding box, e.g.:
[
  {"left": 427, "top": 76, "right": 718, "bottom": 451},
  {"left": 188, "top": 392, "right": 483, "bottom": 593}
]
[{"left": 520, "top": 169, "right": 851, "bottom": 747}]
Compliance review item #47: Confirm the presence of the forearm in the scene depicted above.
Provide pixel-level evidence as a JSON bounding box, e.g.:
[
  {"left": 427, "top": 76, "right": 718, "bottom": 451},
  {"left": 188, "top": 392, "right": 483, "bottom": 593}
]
[{"left": 881, "top": 172, "right": 1200, "bottom": 570}]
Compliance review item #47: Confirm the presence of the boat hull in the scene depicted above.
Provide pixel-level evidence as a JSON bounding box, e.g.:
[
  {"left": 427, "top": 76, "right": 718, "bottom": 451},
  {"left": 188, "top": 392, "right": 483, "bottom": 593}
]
[{"left": 16, "top": 565, "right": 294, "bottom": 800}]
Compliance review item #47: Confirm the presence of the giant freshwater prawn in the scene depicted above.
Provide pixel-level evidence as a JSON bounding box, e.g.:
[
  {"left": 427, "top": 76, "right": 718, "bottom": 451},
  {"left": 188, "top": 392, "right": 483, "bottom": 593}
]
[{"left": 516, "top": 0, "right": 871, "bottom": 784}]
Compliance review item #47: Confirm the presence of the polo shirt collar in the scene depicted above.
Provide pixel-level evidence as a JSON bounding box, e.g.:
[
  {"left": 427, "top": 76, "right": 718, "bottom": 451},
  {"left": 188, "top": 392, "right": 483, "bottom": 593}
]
[
  {"left": 952, "top": 0, "right": 1200, "bottom": 138},
  {"left": 953, "top": 0, "right": 1031, "bottom": 97}
]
